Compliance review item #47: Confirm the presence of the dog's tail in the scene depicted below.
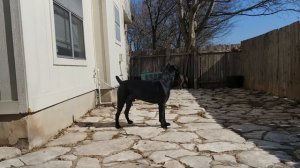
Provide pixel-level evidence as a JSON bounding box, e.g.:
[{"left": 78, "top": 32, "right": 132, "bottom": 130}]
[{"left": 116, "top": 76, "right": 123, "bottom": 84}]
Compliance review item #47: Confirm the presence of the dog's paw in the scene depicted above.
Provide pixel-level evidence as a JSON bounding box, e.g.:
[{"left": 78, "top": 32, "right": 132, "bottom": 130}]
[
  {"left": 161, "top": 124, "right": 169, "bottom": 129},
  {"left": 115, "top": 125, "right": 122, "bottom": 129},
  {"left": 127, "top": 120, "right": 133, "bottom": 124},
  {"left": 161, "top": 125, "right": 168, "bottom": 129}
]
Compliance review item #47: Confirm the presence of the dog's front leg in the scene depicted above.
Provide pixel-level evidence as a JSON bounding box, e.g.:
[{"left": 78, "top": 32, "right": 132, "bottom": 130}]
[
  {"left": 159, "top": 104, "right": 170, "bottom": 128},
  {"left": 124, "top": 98, "right": 133, "bottom": 124},
  {"left": 115, "top": 108, "right": 122, "bottom": 129}
]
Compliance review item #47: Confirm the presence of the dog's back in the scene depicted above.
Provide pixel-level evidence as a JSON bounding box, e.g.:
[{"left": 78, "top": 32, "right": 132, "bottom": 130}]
[{"left": 116, "top": 77, "right": 166, "bottom": 103}]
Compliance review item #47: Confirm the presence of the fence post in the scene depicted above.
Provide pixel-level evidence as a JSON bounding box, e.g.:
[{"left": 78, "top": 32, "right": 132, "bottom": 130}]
[
  {"left": 193, "top": 49, "right": 198, "bottom": 89},
  {"left": 165, "top": 44, "right": 171, "bottom": 65}
]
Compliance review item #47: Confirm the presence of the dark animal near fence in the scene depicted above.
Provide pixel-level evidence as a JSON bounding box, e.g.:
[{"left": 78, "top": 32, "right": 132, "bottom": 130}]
[{"left": 115, "top": 64, "right": 176, "bottom": 129}]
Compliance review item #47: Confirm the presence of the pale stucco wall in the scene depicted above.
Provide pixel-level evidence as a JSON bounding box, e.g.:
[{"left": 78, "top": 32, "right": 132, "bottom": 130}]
[
  {"left": 101, "top": 0, "right": 129, "bottom": 87},
  {"left": 91, "top": 0, "right": 110, "bottom": 90},
  {"left": 19, "top": 0, "right": 97, "bottom": 112},
  {"left": 91, "top": 0, "right": 130, "bottom": 102}
]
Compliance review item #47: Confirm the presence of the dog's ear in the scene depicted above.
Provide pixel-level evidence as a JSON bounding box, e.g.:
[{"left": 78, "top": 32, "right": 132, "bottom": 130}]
[
  {"left": 162, "top": 63, "right": 170, "bottom": 73},
  {"left": 166, "top": 63, "right": 170, "bottom": 69}
]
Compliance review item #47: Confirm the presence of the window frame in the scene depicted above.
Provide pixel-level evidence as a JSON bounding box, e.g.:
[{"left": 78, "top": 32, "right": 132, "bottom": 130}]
[
  {"left": 114, "top": 4, "right": 121, "bottom": 45},
  {"left": 51, "top": 0, "right": 87, "bottom": 66}
]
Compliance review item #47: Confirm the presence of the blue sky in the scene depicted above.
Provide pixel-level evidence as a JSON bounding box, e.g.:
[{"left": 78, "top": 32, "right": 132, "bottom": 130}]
[
  {"left": 213, "top": 12, "right": 300, "bottom": 44},
  {"left": 131, "top": 0, "right": 300, "bottom": 45}
]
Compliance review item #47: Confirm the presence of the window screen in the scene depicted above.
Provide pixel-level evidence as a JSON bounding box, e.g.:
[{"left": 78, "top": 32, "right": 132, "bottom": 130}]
[
  {"left": 114, "top": 5, "right": 121, "bottom": 42},
  {"left": 53, "top": 0, "right": 85, "bottom": 59}
]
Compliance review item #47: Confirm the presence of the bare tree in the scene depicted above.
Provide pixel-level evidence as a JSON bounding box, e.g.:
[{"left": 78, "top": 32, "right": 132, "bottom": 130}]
[
  {"left": 128, "top": 1, "right": 151, "bottom": 51},
  {"left": 144, "top": 0, "right": 177, "bottom": 49},
  {"left": 176, "top": 0, "right": 300, "bottom": 53},
  {"left": 128, "top": 0, "right": 299, "bottom": 52},
  {"left": 128, "top": 0, "right": 179, "bottom": 50}
]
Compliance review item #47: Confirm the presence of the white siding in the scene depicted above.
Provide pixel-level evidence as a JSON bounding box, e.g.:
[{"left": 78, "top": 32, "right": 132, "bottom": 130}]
[
  {"left": 19, "top": 0, "right": 97, "bottom": 111},
  {"left": 101, "top": 0, "right": 128, "bottom": 87}
]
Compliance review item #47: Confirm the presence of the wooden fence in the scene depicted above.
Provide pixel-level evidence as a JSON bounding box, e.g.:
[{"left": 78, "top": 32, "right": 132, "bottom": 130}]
[
  {"left": 129, "top": 21, "right": 300, "bottom": 100},
  {"left": 129, "top": 45, "right": 241, "bottom": 87},
  {"left": 241, "top": 21, "right": 300, "bottom": 100}
]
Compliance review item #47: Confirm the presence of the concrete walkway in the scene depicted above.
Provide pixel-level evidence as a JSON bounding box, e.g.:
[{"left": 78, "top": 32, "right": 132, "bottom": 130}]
[{"left": 0, "top": 89, "right": 300, "bottom": 168}]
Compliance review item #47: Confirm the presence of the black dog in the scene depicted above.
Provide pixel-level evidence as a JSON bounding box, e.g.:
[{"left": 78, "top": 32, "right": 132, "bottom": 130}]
[{"left": 115, "top": 64, "right": 176, "bottom": 129}]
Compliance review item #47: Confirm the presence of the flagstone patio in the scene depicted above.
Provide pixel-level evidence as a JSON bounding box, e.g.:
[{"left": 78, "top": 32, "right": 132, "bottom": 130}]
[{"left": 0, "top": 89, "right": 300, "bottom": 168}]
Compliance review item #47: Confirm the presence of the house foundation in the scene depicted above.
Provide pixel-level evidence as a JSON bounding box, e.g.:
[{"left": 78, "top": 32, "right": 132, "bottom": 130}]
[{"left": 0, "top": 91, "right": 96, "bottom": 149}]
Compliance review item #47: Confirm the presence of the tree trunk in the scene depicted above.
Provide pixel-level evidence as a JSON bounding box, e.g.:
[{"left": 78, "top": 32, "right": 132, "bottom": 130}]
[{"left": 152, "top": 28, "right": 157, "bottom": 50}]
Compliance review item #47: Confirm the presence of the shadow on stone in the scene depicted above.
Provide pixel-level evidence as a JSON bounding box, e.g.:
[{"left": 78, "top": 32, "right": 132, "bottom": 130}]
[{"left": 188, "top": 88, "right": 300, "bottom": 167}]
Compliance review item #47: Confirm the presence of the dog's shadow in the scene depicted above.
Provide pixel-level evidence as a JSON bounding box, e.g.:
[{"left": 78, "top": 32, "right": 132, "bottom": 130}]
[{"left": 75, "top": 121, "right": 159, "bottom": 128}]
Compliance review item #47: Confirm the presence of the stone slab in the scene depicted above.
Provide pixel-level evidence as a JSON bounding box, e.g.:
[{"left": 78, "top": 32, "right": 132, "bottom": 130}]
[
  {"left": 243, "top": 131, "right": 265, "bottom": 139},
  {"left": 19, "top": 147, "right": 70, "bottom": 165},
  {"left": 0, "top": 147, "right": 21, "bottom": 160},
  {"left": 23, "top": 161, "right": 72, "bottom": 168},
  {"left": 132, "top": 140, "right": 180, "bottom": 152},
  {"left": 74, "top": 138, "right": 134, "bottom": 156},
  {"left": 213, "top": 154, "right": 236, "bottom": 163},
  {"left": 148, "top": 149, "right": 197, "bottom": 163},
  {"left": 229, "top": 124, "right": 272, "bottom": 133},
  {"left": 196, "top": 129, "right": 245, "bottom": 143},
  {"left": 264, "top": 131, "right": 300, "bottom": 143},
  {"left": 76, "top": 157, "right": 100, "bottom": 168},
  {"left": 0, "top": 158, "right": 24, "bottom": 168},
  {"left": 152, "top": 131, "right": 198, "bottom": 143},
  {"left": 164, "top": 160, "right": 184, "bottom": 168},
  {"left": 197, "top": 142, "right": 254, "bottom": 153},
  {"left": 180, "top": 156, "right": 212, "bottom": 168},
  {"left": 182, "top": 123, "right": 223, "bottom": 131},
  {"left": 237, "top": 150, "right": 280, "bottom": 168},
  {"left": 59, "top": 154, "right": 77, "bottom": 161},
  {"left": 249, "top": 139, "right": 293, "bottom": 150},
  {"left": 103, "top": 151, "right": 142, "bottom": 163},
  {"left": 47, "top": 132, "right": 87, "bottom": 147},
  {"left": 124, "top": 127, "right": 164, "bottom": 139},
  {"left": 92, "top": 131, "right": 119, "bottom": 141}
]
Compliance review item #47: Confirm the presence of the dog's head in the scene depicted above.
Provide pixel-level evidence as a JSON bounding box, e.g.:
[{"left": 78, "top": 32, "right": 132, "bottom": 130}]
[{"left": 162, "top": 64, "right": 177, "bottom": 83}]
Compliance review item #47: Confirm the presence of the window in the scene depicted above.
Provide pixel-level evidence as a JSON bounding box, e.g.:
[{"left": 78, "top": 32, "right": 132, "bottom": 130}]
[
  {"left": 114, "top": 5, "right": 121, "bottom": 42},
  {"left": 53, "top": 0, "right": 85, "bottom": 59}
]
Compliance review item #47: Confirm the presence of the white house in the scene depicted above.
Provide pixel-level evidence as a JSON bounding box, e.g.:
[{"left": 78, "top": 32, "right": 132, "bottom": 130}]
[{"left": 0, "top": 0, "right": 131, "bottom": 149}]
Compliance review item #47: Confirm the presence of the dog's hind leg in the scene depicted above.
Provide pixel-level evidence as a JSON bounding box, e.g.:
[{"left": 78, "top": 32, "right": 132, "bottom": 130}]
[
  {"left": 124, "top": 96, "right": 133, "bottom": 124},
  {"left": 115, "top": 108, "right": 123, "bottom": 129},
  {"left": 115, "top": 93, "right": 126, "bottom": 129},
  {"left": 158, "top": 103, "right": 170, "bottom": 128}
]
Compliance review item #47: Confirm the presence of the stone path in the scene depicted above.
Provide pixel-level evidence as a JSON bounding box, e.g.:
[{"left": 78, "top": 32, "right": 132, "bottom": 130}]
[{"left": 1, "top": 89, "right": 300, "bottom": 168}]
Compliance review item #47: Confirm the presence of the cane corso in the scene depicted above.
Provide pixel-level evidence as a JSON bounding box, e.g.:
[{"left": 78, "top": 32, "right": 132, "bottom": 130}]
[{"left": 115, "top": 64, "right": 176, "bottom": 129}]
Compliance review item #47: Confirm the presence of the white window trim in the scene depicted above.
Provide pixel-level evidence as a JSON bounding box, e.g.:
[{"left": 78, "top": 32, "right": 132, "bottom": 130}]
[
  {"left": 50, "top": 0, "right": 87, "bottom": 66},
  {"left": 114, "top": 3, "right": 121, "bottom": 46}
]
